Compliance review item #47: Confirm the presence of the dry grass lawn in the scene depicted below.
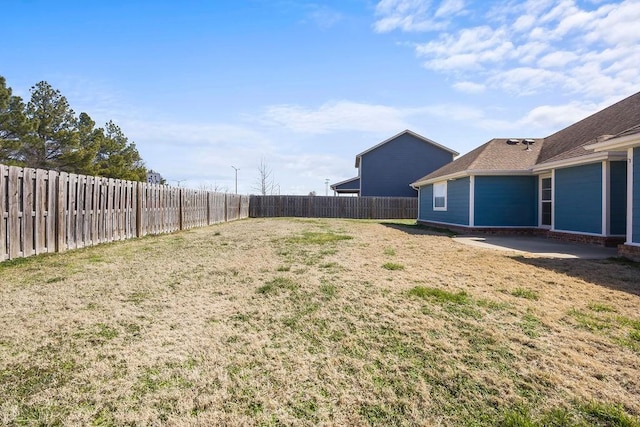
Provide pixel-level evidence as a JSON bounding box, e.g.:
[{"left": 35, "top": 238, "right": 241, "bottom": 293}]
[{"left": 1, "top": 218, "right": 639, "bottom": 426}]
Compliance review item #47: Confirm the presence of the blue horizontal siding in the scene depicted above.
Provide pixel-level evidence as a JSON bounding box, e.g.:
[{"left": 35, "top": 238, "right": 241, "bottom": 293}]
[
  {"left": 361, "top": 133, "right": 454, "bottom": 197},
  {"left": 610, "top": 161, "right": 627, "bottom": 235},
  {"left": 474, "top": 176, "right": 537, "bottom": 227},
  {"left": 419, "top": 178, "right": 469, "bottom": 225},
  {"left": 555, "top": 163, "right": 602, "bottom": 234},
  {"left": 634, "top": 148, "right": 640, "bottom": 243}
]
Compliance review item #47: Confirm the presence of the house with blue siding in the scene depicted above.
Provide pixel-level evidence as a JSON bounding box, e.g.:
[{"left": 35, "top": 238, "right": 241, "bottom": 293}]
[
  {"left": 331, "top": 130, "right": 458, "bottom": 197},
  {"left": 411, "top": 91, "right": 640, "bottom": 249}
]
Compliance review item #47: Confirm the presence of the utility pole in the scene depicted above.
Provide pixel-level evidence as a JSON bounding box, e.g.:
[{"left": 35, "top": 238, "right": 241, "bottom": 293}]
[
  {"left": 231, "top": 166, "right": 239, "bottom": 194},
  {"left": 325, "top": 178, "right": 330, "bottom": 196}
]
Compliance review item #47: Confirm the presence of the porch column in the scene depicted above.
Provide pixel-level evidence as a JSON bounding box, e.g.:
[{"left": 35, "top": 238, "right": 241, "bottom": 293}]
[
  {"left": 469, "top": 175, "right": 475, "bottom": 227},
  {"left": 627, "top": 148, "right": 634, "bottom": 244},
  {"left": 602, "top": 161, "right": 610, "bottom": 236}
]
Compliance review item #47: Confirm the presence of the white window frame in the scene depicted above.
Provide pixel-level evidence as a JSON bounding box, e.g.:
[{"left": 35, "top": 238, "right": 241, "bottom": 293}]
[
  {"left": 539, "top": 174, "right": 553, "bottom": 229},
  {"left": 433, "top": 181, "right": 447, "bottom": 211}
]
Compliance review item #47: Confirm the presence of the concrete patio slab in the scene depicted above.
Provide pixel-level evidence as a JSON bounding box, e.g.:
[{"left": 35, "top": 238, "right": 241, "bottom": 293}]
[{"left": 453, "top": 235, "right": 618, "bottom": 259}]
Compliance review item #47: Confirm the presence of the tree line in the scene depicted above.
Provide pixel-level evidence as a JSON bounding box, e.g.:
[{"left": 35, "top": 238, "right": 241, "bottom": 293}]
[{"left": 0, "top": 75, "right": 148, "bottom": 181}]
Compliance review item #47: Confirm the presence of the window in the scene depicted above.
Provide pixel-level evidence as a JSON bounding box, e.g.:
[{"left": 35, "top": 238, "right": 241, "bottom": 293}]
[
  {"left": 540, "top": 176, "right": 552, "bottom": 227},
  {"left": 433, "top": 181, "right": 447, "bottom": 211}
]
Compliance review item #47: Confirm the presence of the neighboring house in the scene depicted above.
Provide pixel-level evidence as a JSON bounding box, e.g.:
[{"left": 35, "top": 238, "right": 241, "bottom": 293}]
[
  {"left": 411, "top": 91, "right": 640, "bottom": 247},
  {"left": 146, "top": 170, "right": 163, "bottom": 184},
  {"left": 331, "top": 130, "right": 458, "bottom": 197}
]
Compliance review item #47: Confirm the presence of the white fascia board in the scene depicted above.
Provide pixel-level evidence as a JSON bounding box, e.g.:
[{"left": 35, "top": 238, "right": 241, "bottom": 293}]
[
  {"left": 532, "top": 152, "right": 626, "bottom": 172},
  {"left": 468, "top": 169, "right": 533, "bottom": 176},
  {"left": 585, "top": 133, "right": 640, "bottom": 152},
  {"left": 411, "top": 171, "right": 468, "bottom": 188},
  {"left": 331, "top": 176, "right": 360, "bottom": 189},
  {"left": 412, "top": 169, "right": 533, "bottom": 188}
]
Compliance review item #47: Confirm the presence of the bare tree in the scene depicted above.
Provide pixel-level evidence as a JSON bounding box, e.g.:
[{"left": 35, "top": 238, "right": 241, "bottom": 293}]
[
  {"left": 253, "top": 158, "right": 278, "bottom": 195},
  {"left": 198, "top": 182, "right": 228, "bottom": 193}
]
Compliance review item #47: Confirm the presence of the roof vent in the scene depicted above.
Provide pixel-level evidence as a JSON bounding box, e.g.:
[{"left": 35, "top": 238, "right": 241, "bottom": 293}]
[
  {"left": 523, "top": 139, "right": 535, "bottom": 151},
  {"left": 506, "top": 139, "right": 520, "bottom": 145}
]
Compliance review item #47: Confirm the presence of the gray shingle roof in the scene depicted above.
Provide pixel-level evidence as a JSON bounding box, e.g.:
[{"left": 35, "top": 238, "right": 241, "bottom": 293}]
[
  {"left": 611, "top": 123, "right": 640, "bottom": 139},
  {"left": 413, "top": 91, "right": 640, "bottom": 185},
  {"left": 414, "top": 138, "right": 543, "bottom": 183},
  {"left": 539, "top": 91, "right": 640, "bottom": 164}
]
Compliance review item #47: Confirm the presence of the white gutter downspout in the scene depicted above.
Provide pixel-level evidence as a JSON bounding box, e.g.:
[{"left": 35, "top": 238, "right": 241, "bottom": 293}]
[
  {"left": 551, "top": 169, "right": 556, "bottom": 231},
  {"left": 417, "top": 186, "right": 421, "bottom": 221},
  {"left": 602, "top": 161, "right": 610, "bottom": 236},
  {"left": 627, "top": 148, "right": 634, "bottom": 245},
  {"left": 469, "top": 176, "right": 475, "bottom": 227}
]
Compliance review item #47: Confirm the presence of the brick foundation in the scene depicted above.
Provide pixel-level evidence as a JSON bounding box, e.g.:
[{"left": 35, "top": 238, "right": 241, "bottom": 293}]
[
  {"left": 417, "top": 221, "right": 544, "bottom": 237},
  {"left": 617, "top": 244, "right": 640, "bottom": 262},
  {"left": 547, "top": 231, "right": 624, "bottom": 248},
  {"left": 416, "top": 221, "right": 624, "bottom": 247}
]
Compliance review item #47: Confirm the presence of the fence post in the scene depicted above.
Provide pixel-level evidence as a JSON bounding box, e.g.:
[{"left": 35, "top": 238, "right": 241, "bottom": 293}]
[
  {"left": 56, "top": 172, "right": 67, "bottom": 253},
  {"left": 8, "top": 167, "right": 20, "bottom": 259},
  {"left": 179, "top": 188, "right": 184, "bottom": 230},
  {"left": 0, "top": 165, "right": 6, "bottom": 260},
  {"left": 136, "top": 182, "right": 143, "bottom": 237},
  {"left": 207, "top": 191, "right": 211, "bottom": 225}
]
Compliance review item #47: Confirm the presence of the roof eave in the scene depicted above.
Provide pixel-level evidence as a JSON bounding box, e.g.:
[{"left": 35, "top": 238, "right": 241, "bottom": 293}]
[
  {"left": 330, "top": 176, "right": 360, "bottom": 190},
  {"left": 411, "top": 169, "right": 533, "bottom": 187},
  {"left": 585, "top": 132, "right": 640, "bottom": 152},
  {"left": 532, "top": 151, "right": 627, "bottom": 172},
  {"left": 411, "top": 171, "right": 468, "bottom": 188}
]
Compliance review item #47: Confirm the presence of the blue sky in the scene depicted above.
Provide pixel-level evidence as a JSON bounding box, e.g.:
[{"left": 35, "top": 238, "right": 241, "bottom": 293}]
[{"left": 2, "top": 0, "right": 639, "bottom": 194}]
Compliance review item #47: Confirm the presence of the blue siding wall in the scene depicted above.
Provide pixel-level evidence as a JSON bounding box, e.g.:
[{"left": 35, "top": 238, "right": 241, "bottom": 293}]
[
  {"left": 610, "top": 161, "right": 627, "bottom": 235},
  {"left": 634, "top": 148, "right": 640, "bottom": 243},
  {"left": 418, "top": 178, "right": 470, "bottom": 225},
  {"left": 555, "top": 163, "right": 602, "bottom": 234},
  {"left": 334, "top": 178, "right": 360, "bottom": 191},
  {"left": 474, "top": 176, "right": 537, "bottom": 227},
  {"left": 360, "top": 133, "right": 454, "bottom": 197}
]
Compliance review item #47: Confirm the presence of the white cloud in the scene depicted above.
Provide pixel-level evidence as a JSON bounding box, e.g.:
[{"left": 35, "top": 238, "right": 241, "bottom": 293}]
[
  {"left": 373, "top": 0, "right": 466, "bottom": 32},
  {"left": 416, "top": 26, "right": 515, "bottom": 70},
  {"left": 537, "top": 51, "right": 579, "bottom": 68},
  {"left": 512, "top": 14, "right": 536, "bottom": 32},
  {"left": 435, "top": 0, "right": 466, "bottom": 18},
  {"left": 452, "top": 81, "right": 486, "bottom": 93},
  {"left": 489, "top": 67, "right": 569, "bottom": 95},
  {"left": 261, "top": 101, "right": 412, "bottom": 134},
  {"left": 517, "top": 101, "right": 598, "bottom": 130},
  {"left": 585, "top": 1, "right": 640, "bottom": 45},
  {"left": 388, "top": 0, "right": 640, "bottom": 100},
  {"left": 305, "top": 5, "right": 344, "bottom": 29},
  {"left": 123, "top": 120, "right": 271, "bottom": 149}
]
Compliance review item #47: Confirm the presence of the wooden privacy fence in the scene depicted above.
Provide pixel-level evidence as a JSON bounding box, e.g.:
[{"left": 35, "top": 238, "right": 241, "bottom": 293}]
[
  {"left": 0, "top": 164, "right": 249, "bottom": 261},
  {"left": 249, "top": 195, "right": 417, "bottom": 219}
]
